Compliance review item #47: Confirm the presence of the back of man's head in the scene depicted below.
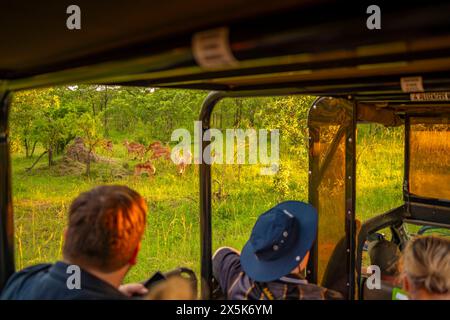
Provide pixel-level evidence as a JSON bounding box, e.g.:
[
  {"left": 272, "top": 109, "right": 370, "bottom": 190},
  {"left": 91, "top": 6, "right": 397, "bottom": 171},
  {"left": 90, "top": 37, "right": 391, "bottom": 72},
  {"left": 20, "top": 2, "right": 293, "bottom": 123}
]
[{"left": 63, "top": 185, "right": 147, "bottom": 273}]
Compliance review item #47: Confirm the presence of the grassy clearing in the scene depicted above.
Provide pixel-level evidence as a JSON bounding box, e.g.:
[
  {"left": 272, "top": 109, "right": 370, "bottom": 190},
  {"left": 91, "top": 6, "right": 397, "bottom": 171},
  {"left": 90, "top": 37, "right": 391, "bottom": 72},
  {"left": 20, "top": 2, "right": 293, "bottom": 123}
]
[{"left": 11, "top": 124, "right": 404, "bottom": 283}]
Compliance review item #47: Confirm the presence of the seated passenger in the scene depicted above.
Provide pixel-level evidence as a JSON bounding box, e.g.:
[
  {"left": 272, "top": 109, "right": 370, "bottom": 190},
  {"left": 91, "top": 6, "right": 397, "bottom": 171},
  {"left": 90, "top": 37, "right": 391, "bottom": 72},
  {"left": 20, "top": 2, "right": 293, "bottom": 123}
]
[
  {"left": 401, "top": 236, "right": 450, "bottom": 300},
  {"left": 368, "top": 239, "right": 400, "bottom": 285},
  {"left": 213, "top": 201, "right": 343, "bottom": 300},
  {"left": 321, "top": 219, "right": 361, "bottom": 297},
  {"left": 1, "top": 185, "right": 149, "bottom": 299}
]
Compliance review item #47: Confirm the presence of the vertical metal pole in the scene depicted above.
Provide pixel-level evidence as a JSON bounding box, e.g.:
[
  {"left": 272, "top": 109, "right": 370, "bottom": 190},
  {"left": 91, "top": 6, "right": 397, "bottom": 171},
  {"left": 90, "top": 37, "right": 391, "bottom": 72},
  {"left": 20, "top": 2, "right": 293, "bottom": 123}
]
[
  {"left": 199, "top": 91, "right": 223, "bottom": 299},
  {"left": 307, "top": 126, "right": 319, "bottom": 284},
  {"left": 0, "top": 90, "right": 14, "bottom": 291},
  {"left": 344, "top": 100, "right": 356, "bottom": 300},
  {"left": 403, "top": 116, "right": 411, "bottom": 207}
]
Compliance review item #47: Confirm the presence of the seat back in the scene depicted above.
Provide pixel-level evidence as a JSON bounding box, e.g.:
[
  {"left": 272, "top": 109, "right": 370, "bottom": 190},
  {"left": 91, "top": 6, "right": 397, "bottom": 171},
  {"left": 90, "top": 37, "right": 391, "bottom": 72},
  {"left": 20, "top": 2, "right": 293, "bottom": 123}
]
[{"left": 362, "top": 278, "right": 397, "bottom": 300}]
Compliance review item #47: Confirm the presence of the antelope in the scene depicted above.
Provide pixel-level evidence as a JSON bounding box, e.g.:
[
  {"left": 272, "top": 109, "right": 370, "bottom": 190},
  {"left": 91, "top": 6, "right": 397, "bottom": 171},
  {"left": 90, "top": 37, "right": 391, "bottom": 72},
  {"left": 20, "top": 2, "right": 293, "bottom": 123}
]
[
  {"left": 147, "top": 141, "right": 171, "bottom": 160},
  {"left": 134, "top": 161, "right": 156, "bottom": 177},
  {"left": 148, "top": 141, "right": 162, "bottom": 149},
  {"left": 123, "top": 140, "right": 146, "bottom": 160},
  {"left": 172, "top": 149, "right": 192, "bottom": 175}
]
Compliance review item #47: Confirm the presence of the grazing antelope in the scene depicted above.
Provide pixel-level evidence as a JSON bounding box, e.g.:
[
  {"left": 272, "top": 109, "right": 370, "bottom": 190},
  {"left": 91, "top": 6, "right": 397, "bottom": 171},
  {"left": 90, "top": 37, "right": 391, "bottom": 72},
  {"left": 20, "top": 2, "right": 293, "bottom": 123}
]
[
  {"left": 148, "top": 141, "right": 162, "bottom": 149},
  {"left": 134, "top": 161, "right": 156, "bottom": 177},
  {"left": 172, "top": 150, "right": 192, "bottom": 175},
  {"left": 147, "top": 141, "right": 171, "bottom": 160},
  {"left": 123, "top": 140, "right": 146, "bottom": 160}
]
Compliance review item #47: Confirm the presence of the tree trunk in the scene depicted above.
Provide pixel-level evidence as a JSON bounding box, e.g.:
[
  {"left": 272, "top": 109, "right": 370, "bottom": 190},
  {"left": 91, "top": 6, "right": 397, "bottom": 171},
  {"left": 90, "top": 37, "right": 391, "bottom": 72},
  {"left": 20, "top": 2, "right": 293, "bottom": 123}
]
[
  {"left": 24, "top": 138, "right": 29, "bottom": 158},
  {"left": 30, "top": 141, "right": 37, "bottom": 158},
  {"left": 86, "top": 148, "right": 92, "bottom": 177},
  {"left": 104, "top": 113, "right": 108, "bottom": 136},
  {"left": 26, "top": 151, "right": 47, "bottom": 172},
  {"left": 249, "top": 109, "right": 255, "bottom": 127},
  {"left": 103, "top": 86, "right": 109, "bottom": 136},
  {"left": 48, "top": 146, "right": 53, "bottom": 167},
  {"left": 234, "top": 100, "right": 242, "bottom": 127}
]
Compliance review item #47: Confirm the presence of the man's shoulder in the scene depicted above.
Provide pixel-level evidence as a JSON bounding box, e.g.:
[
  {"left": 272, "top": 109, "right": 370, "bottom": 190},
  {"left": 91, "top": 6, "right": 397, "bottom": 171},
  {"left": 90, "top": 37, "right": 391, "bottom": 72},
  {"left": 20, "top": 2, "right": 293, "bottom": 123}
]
[
  {"left": 0, "top": 263, "right": 53, "bottom": 299},
  {"left": 15, "top": 263, "right": 53, "bottom": 275},
  {"left": 5, "top": 263, "right": 52, "bottom": 285},
  {"left": 1, "top": 262, "right": 126, "bottom": 300}
]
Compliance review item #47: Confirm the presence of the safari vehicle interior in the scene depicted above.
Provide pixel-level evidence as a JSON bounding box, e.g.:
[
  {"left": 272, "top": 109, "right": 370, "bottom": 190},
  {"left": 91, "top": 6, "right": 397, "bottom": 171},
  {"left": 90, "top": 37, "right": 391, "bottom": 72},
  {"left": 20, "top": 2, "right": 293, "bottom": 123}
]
[
  {"left": 308, "top": 98, "right": 449, "bottom": 300},
  {"left": 1, "top": 0, "right": 450, "bottom": 300}
]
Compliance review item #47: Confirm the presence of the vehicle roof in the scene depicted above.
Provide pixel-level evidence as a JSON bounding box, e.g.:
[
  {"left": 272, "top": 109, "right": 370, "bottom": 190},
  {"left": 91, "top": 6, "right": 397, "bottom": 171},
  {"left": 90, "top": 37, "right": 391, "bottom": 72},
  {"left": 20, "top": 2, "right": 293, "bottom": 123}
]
[
  {"left": 1, "top": 0, "right": 331, "bottom": 81},
  {"left": 2, "top": 0, "right": 450, "bottom": 105}
]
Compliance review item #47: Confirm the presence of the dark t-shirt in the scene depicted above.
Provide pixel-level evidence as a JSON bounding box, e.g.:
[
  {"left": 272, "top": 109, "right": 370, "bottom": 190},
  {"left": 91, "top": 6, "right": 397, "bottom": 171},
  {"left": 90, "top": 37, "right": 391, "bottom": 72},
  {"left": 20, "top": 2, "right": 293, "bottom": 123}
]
[
  {"left": 0, "top": 261, "right": 127, "bottom": 300},
  {"left": 213, "top": 248, "right": 343, "bottom": 300}
]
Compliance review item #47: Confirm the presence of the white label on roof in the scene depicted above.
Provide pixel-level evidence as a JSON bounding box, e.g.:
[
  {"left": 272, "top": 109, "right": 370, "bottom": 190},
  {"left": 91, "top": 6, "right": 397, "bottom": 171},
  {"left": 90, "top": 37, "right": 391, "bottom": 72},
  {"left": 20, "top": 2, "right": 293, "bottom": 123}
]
[
  {"left": 410, "top": 92, "right": 450, "bottom": 101},
  {"left": 400, "top": 76, "right": 424, "bottom": 93},
  {"left": 192, "top": 27, "right": 238, "bottom": 69}
]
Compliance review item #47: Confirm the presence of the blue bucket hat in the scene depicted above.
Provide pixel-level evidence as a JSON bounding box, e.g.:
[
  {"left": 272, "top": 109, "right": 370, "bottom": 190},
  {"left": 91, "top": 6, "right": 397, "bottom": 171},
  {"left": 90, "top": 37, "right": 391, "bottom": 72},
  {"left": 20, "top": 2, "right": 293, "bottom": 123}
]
[{"left": 240, "top": 201, "right": 318, "bottom": 282}]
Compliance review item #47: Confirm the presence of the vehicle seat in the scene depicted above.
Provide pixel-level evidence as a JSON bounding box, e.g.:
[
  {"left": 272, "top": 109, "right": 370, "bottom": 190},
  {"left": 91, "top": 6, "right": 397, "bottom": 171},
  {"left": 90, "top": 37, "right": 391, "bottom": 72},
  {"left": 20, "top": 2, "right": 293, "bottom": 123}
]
[{"left": 361, "top": 277, "right": 396, "bottom": 300}]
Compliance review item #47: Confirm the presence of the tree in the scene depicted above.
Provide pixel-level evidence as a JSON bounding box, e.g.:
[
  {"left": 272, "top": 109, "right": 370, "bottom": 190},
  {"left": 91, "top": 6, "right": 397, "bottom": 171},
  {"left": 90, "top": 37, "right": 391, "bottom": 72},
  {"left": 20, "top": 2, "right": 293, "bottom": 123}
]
[
  {"left": 76, "top": 113, "right": 103, "bottom": 177},
  {"left": 32, "top": 90, "right": 78, "bottom": 167},
  {"left": 11, "top": 88, "right": 78, "bottom": 166},
  {"left": 255, "top": 96, "right": 314, "bottom": 159},
  {"left": 10, "top": 90, "right": 46, "bottom": 157}
]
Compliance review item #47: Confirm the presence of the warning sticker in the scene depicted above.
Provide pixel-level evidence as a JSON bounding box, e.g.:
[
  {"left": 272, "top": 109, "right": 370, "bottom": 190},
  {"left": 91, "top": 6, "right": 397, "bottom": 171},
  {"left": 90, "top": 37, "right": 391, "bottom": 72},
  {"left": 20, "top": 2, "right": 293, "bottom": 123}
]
[
  {"left": 192, "top": 27, "right": 238, "bottom": 69},
  {"left": 410, "top": 92, "right": 450, "bottom": 101},
  {"left": 401, "top": 76, "right": 424, "bottom": 93}
]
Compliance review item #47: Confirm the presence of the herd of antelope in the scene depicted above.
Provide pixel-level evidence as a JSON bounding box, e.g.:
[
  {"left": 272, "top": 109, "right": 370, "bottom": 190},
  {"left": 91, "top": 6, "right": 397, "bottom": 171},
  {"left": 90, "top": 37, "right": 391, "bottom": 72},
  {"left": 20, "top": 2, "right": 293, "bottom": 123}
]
[{"left": 122, "top": 140, "right": 192, "bottom": 177}]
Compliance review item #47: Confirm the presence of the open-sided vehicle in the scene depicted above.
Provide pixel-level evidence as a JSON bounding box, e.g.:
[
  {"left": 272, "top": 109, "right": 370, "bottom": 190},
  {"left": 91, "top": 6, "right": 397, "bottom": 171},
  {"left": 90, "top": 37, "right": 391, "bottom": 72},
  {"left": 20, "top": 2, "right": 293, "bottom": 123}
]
[{"left": 1, "top": 0, "right": 449, "bottom": 299}]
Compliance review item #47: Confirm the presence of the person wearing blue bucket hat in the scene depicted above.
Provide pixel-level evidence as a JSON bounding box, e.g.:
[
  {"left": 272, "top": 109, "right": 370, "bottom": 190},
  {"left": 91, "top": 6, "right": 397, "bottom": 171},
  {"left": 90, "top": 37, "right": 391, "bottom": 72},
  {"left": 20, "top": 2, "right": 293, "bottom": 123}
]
[{"left": 212, "top": 201, "right": 343, "bottom": 300}]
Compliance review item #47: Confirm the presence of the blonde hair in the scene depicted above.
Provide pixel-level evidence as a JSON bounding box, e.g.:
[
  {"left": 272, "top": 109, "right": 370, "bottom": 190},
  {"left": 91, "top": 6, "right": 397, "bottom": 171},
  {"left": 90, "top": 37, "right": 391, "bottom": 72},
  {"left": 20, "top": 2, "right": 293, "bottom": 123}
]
[
  {"left": 401, "top": 236, "right": 450, "bottom": 295},
  {"left": 145, "top": 276, "right": 196, "bottom": 300}
]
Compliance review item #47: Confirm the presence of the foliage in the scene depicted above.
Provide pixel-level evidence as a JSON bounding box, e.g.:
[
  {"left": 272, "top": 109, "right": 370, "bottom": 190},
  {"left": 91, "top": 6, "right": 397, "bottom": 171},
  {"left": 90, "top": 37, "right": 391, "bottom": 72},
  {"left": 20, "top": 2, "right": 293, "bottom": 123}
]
[
  {"left": 273, "top": 164, "right": 290, "bottom": 198},
  {"left": 11, "top": 88, "right": 74, "bottom": 165},
  {"left": 256, "top": 96, "right": 314, "bottom": 159}
]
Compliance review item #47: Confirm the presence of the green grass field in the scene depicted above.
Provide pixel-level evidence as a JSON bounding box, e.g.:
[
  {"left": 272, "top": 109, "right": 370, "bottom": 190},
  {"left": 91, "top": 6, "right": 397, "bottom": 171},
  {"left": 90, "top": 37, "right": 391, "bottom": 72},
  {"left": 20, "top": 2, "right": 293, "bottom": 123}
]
[{"left": 11, "top": 124, "right": 404, "bottom": 283}]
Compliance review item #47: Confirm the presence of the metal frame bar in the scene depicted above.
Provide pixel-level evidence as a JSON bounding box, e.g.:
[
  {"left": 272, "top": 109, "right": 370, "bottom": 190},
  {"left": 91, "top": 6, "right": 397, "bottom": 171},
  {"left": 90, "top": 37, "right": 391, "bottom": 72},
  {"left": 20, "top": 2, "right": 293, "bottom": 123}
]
[
  {"left": 198, "top": 91, "right": 225, "bottom": 299},
  {"left": 404, "top": 116, "right": 412, "bottom": 209},
  {"left": 344, "top": 100, "right": 357, "bottom": 299},
  {"left": 408, "top": 202, "right": 450, "bottom": 225},
  {"left": 0, "top": 91, "right": 15, "bottom": 291},
  {"left": 307, "top": 125, "right": 319, "bottom": 285}
]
